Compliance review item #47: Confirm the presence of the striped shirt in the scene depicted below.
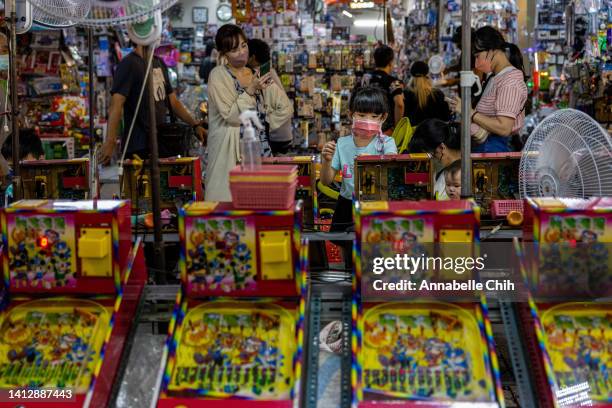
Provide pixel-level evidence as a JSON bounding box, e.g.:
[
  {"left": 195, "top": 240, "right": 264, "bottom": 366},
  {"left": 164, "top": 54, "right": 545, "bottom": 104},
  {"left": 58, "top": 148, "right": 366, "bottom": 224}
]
[{"left": 471, "top": 66, "right": 527, "bottom": 135}]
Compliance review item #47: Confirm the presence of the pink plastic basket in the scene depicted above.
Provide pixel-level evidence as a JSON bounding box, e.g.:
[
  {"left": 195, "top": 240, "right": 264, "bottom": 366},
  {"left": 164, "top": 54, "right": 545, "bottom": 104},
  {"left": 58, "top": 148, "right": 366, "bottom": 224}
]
[
  {"left": 491, "top": 200, "right": 524, "bottom": 218},
  {"left": 230, "top": 165, "right": 298, "bottom": 209}
]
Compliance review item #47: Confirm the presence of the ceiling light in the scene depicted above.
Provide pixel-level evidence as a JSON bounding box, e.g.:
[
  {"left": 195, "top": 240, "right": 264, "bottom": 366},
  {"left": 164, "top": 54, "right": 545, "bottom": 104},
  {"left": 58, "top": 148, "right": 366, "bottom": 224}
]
[
  {"left": 353, "top": 19, "right": 383, "bottom": 27},
  {"left": 342, "top": 10, "right": 353, "bottom": 18},
  {"left": 350, "top": 1, "right": 375, "bottom": 9}
]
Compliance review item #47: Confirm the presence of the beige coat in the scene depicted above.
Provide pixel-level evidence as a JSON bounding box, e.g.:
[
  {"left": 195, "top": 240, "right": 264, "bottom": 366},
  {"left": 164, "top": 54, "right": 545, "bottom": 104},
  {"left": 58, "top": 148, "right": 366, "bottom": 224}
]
[{"left": 205, "top": 65, "right": 293, "bottom": 201}]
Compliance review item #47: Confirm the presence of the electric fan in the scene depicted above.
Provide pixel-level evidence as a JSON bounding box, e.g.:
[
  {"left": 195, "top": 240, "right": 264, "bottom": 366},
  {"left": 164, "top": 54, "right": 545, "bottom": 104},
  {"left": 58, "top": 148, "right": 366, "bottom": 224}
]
[
  {"left": 428, "top": 54, "right": 445, "bottom": 76},
  {"left": 519, "top": 108, "right": 612, "bottom": 198},
  {"left": 28, "top": 0, "right": 176, "bottom": 29}
]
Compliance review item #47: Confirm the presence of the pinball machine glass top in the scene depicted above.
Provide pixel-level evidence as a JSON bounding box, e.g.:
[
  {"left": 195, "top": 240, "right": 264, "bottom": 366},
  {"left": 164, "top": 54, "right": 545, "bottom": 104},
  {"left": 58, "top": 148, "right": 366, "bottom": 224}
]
[
  {"left": 357, "top": 199, "right": 478, "bottom": 215},
  {"left": 528, "top": 197, "right": 612, "bottom": 211},
  {"left": 7, "top": 200, "right": 126, "bottom": 212}
]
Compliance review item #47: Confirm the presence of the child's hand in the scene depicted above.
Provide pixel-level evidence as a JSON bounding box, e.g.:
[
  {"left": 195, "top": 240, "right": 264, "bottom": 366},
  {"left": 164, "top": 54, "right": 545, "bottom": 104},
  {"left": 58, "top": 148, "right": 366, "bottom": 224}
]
[{"left": 322, "top": 141, "right": 336, "bottom": 162}]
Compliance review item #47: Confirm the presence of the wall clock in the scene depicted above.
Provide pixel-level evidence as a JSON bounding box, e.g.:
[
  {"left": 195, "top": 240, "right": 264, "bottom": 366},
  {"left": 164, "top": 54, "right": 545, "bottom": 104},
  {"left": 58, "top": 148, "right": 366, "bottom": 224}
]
[
  {"left": 192, "top": 7, "right": 208, "bottom": 23},
  {"left": 216, "top": 4, "right": 233, "bottom": 22}
]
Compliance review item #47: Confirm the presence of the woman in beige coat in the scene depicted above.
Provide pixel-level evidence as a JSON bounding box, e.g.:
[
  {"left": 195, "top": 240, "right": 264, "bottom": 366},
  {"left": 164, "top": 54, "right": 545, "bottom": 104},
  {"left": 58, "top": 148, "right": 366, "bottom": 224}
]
[{"left": 206, "top": 24, "right": 273, "bottom": 201}]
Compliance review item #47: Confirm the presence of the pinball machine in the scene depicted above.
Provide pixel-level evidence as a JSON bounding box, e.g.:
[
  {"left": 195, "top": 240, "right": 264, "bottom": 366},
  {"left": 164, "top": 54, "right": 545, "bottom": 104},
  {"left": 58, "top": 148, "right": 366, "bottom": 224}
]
[
  {"left": 20, "top": 159, "right": 90, "bottom": 200},
  {"left": 155, "top": 201, "right": 307, "bottom": 407},
  {"left": 121, "top": 157, "right": 203, "bottom": 231},
  {"left": 353, "top": 153, "right": 522, "bottom": 224},
  {"left": 516, "top": 197, "right": 611, "bottom": 406},
  {"left": 471, "top": 153, "right": 522, "bottom": 223},
  {"left": 352, "top": 200, "right": 504, "bottom": 407},
  {"left": 355, "top": 154, "right": 433, "bottom": 202},
  {"left": 0, "top": 200, "right": 146, "bottom": 407}
]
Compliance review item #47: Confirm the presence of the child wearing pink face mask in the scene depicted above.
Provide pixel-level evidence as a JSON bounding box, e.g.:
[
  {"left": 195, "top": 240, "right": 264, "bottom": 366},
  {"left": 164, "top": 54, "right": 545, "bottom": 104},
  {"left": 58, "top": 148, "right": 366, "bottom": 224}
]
[{"left": 320, "top": 87, "right": 398, "bottom": 235}]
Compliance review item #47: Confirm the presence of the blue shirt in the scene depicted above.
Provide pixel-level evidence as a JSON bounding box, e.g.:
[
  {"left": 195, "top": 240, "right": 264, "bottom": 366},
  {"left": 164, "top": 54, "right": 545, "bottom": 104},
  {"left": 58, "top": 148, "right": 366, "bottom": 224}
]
[{"left": 331, "top": 135, "right": 398, "bottom": 200}]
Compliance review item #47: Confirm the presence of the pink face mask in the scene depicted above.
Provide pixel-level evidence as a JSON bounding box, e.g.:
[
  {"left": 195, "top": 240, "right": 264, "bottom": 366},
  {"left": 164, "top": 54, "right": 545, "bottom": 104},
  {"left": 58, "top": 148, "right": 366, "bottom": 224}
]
[
  {"left": 352, "top": 118, "right": 382, "bottom": 140},
  {"left": 227, "top": 51, "right": 249, "bottom": 68}
]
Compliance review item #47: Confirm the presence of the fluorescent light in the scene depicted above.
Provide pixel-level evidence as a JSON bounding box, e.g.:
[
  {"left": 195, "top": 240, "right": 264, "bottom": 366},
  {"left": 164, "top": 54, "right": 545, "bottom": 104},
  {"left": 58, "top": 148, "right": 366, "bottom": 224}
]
[
  {"left": 353, "top": 19, "right": 383, "bottom": 27},
  {"left": 342, "top": 10, "right": 354, "bottom": 18},
  {"left": 350, "top": 1, "right": 375, "bottom": 9}
]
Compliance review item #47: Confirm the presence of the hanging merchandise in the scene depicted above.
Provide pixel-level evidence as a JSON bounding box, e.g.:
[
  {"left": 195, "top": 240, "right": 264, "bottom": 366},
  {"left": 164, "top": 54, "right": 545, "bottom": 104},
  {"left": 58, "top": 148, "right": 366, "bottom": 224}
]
[
  {"left": 404, "top": 0, "right": 439, "bottom": 70},
  {"left": 531, "top": 0, "right": 611, "bottom": 126},
  {"left": 232, "top": 0, "right": 251, "bottom": 22},
  {"left": 440, "top": 0, "right": 518, "bottom": 70}
]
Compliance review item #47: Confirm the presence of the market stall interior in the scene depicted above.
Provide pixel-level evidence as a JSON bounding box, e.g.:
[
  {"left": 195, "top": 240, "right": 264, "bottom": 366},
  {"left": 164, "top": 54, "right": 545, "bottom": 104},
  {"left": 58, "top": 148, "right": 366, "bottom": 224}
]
[{"left": 0, "top": 0, "right": 611, "bottom": 405}]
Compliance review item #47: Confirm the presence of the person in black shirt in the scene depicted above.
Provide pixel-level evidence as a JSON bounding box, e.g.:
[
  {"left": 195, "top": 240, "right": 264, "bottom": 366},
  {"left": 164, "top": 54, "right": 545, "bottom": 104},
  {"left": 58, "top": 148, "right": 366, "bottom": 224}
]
[
  {"left": 361, "top": 44, "right": 404, "bottom": 134},
  {"left": 404, "top": 61, "right": 450, "bottom": 126},
  {"left": 99, "top": 44, "right": 206, "bottom": 164}
]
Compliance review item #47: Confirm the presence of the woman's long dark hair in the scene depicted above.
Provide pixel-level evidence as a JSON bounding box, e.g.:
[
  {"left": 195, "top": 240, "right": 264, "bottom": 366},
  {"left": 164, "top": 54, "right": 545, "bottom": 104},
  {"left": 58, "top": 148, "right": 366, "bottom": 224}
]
[
  {"left": 408, "top": 119, "right": 461, "bottom": 153},
  {"left": 473, "top": 26, "right": 525, "bottom": 78},
  {"left": 215, "top": 24, "right": 247, "bottom": 56}
]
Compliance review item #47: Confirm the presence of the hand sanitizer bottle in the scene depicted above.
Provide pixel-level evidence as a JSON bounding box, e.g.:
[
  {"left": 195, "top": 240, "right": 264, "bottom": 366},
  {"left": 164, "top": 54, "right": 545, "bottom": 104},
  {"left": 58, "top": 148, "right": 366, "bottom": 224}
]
[{"left": 239, "top": 110, "right": 264, "bottom": 171}]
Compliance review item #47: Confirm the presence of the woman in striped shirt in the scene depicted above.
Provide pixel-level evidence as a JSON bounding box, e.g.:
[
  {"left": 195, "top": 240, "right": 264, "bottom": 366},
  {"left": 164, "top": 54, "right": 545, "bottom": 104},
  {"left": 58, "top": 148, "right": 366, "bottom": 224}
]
[{"left": 448, "top": 26, "right": 528, "bottom": 152}]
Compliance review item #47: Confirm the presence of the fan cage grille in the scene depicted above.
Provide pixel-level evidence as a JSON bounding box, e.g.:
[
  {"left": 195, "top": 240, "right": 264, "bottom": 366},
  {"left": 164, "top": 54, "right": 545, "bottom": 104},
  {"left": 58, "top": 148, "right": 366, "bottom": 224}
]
[{"left": 519, "top": 109, "right": 612, "bottom": 199}]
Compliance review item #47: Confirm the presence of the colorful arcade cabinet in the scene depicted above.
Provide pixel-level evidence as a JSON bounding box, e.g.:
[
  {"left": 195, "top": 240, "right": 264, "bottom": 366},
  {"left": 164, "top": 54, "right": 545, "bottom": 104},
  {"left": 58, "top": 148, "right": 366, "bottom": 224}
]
[
  {"left": 0, "top": 200, "right": 146, "bottom": 407},
  {"left": 354, "top": 154, "right": 433, "bottom": 202},
  {"left": 516, "top": 197, "right": 611, "bottom": 407},
  {"left": 471, "top": 153, "right": 521, "bottom": 221},
  {"left": 353, "top": 200, "right": 503, "bottom": 407},
  {"left": 20, "top": 159, "right": 90, "bottom": 200},
  {"left": 156, "top": 201, "right": 307, "bottom": 407},
  {"left": 121, "top": 157, "right": 203, "bottom": 231}
]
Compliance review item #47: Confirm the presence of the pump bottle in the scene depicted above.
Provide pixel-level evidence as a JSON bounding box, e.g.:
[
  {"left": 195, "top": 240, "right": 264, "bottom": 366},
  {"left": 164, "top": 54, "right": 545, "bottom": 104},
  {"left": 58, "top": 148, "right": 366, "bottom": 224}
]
[{"left": 239, "top": 110, "right": 264, "bottom": 171}]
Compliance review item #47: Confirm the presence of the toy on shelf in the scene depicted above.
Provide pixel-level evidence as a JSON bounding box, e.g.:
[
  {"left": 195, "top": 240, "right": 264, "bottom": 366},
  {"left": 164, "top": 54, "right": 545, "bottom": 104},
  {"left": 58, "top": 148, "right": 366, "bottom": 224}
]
[
  {"left": 20, "top": 158, "right": 90, "bottom": 200},
  {"left": 40, "top": 137, "right": 75, "bottom": 160},
  {"left": 522, "top": 197, "right": 611, "bottom": 298},
  {"left": 262, "top": 156, "right": 316, "bottom": 226},
  {"left": 0, "top": 200, "right": 146, "bottom": 407},
  {"left": 121, "top": 157, "right": 203, "bottom": 231},
  {"left": 156, "top": 201, "right": 307, "bottom": 407},
  {"left": 355, "top": 154, "right": 433, "bottom": 202},
  {"left": 353, "top": 200, "right": 503, "bottom": 407}
]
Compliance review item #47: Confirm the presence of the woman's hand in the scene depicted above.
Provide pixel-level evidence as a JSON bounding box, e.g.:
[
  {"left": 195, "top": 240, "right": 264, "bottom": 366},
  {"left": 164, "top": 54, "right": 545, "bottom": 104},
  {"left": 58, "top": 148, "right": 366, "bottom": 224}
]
[
  {"left": 322, "top": 141, "right": 336, "bottom": 162},
  {"left": 447, "top": 96, "right": 463, "bottom": 114},
  {"left": 472, "top": 127, "right": 489, "bottom": 144},
  {"left": 246, "top": 72, "right": 273, "bottom": 96}
]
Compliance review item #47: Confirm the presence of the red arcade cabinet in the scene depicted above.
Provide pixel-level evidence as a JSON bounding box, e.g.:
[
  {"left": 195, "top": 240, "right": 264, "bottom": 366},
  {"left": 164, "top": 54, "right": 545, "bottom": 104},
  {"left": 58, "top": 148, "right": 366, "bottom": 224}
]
[
  {"left": 0, "top": 200, "right": 146, "bottom": 407},
  {"left": 353, "top": 200, "right": 504, "bottom": 407},
  {"left": 156, "top": 201, "right": 308, "bottom": 407}
]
